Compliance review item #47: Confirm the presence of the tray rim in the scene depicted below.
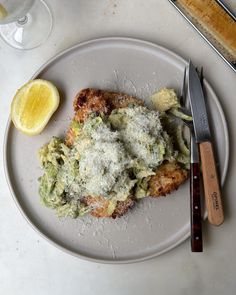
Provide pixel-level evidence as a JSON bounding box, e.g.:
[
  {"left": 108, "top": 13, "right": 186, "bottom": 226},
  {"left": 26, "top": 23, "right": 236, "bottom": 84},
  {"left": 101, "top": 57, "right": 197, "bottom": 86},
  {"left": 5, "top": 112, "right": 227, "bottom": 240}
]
[{"left": 168, "top": 0, "right": 236, "bottom": 73}]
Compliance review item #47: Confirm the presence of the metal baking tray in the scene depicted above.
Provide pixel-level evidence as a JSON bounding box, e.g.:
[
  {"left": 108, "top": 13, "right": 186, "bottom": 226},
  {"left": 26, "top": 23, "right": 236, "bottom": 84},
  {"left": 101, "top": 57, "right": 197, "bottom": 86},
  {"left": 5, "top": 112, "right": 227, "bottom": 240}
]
[{"left": 168, "top": 0, "right": 236, "bottom": 73}]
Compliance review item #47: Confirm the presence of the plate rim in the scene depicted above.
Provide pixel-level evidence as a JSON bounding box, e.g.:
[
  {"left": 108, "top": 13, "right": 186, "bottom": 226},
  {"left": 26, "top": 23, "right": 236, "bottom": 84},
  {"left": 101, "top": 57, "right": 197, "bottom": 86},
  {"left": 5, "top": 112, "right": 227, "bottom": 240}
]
[{"left": 3, "top": 37, "right": 229, "bottom": 264}]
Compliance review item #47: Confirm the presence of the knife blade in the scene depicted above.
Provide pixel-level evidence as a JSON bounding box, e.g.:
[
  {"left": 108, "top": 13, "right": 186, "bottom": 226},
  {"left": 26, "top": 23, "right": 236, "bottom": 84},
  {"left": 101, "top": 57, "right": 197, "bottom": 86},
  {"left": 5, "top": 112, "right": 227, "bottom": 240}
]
[{"left": 188, "top": 61, "right": 224, "bottom": 226}]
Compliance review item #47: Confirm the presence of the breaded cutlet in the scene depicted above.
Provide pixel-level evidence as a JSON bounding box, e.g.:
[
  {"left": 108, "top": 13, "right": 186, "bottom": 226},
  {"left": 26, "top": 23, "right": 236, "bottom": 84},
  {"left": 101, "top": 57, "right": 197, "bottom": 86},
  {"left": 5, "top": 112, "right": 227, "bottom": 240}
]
[{"left": 66, "top": 88, "right": 188, "bottom": 218}]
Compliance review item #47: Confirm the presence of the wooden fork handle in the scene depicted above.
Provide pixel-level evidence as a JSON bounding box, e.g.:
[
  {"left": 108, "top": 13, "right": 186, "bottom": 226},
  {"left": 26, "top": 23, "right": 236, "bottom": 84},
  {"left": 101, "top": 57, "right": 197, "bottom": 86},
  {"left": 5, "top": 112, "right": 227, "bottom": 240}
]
[
  {"left": 190, "top": 162, "right": 203, "bottom": 252},
  {"left": 199, "top": 141, "right": 224, "bottom": 226}
]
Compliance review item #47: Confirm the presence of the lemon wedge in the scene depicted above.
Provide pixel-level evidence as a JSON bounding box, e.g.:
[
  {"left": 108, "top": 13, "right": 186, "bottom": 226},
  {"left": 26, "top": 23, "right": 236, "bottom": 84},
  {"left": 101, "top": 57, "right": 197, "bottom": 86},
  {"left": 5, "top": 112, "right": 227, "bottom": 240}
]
[
  {"left": 0, "top": 3, "right": 7, "bottom": 20},
  {"left": 11, "top": 79, "right": 60, "bottom": 135}
]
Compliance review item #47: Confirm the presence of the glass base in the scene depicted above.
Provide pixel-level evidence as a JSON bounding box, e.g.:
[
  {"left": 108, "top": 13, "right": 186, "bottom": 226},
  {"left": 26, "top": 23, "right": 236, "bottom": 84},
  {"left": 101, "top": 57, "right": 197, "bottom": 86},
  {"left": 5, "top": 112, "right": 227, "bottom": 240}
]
[{"left": 0, "top": 0, "right": 53, "bottom": 50}]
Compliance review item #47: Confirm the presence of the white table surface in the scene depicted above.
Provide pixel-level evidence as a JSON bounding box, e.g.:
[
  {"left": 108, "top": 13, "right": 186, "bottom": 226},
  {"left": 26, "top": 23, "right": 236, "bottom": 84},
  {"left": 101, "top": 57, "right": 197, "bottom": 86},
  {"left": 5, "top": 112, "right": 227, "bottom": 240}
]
[{"left": 1, "top": 1, "right": 236, "bottom": 294}]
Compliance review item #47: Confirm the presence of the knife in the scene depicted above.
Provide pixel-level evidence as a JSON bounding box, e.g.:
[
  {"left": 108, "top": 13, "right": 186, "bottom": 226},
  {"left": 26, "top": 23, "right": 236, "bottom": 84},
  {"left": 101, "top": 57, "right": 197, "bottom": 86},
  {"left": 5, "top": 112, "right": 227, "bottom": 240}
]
[
  {"left": 188, "top": 61, "right": 224, "bottom": 226},
  {"left": 190, "top": 131, "right": 203, "bottom": 251}
]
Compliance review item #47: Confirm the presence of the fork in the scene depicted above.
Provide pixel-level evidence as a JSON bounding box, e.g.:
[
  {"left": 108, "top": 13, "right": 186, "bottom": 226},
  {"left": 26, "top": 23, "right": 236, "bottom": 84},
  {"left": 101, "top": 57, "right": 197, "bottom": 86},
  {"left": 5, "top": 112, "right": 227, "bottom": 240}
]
[{"left": 180, "top": 67, "right": 203, "bottom": 252}]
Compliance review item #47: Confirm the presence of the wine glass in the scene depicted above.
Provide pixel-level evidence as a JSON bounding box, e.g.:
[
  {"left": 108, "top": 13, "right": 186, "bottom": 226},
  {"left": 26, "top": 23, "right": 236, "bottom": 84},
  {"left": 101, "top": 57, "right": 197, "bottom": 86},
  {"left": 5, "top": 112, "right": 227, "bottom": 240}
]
[{"left": 0, "top": 0, "right": 53, "bottom": 49}]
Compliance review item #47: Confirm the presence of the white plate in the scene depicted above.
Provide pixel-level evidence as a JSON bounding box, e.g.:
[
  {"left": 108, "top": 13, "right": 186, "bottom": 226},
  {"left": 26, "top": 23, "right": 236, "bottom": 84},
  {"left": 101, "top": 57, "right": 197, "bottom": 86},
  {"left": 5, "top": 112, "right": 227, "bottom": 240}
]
[{"left": 4, "top": 38, "right": 229, "bottom": 263}]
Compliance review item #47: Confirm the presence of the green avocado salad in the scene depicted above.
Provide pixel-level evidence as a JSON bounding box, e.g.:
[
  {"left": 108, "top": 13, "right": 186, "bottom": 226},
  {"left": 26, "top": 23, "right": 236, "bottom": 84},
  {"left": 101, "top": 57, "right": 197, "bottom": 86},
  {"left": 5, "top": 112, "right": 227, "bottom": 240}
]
[{"left": 38, "top": 88, "right": 190, "bottom": 218}]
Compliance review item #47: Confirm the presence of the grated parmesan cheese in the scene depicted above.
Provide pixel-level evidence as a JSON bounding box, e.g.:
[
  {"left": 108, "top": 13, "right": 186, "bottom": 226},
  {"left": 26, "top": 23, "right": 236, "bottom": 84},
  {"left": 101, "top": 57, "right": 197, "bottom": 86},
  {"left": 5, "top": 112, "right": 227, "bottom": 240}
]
[
  {"left": 39, "top": 105, "right": 168, "bottom": 209},
  {"left": 109, "top": 106, "right": 165, "bottom": 168}
]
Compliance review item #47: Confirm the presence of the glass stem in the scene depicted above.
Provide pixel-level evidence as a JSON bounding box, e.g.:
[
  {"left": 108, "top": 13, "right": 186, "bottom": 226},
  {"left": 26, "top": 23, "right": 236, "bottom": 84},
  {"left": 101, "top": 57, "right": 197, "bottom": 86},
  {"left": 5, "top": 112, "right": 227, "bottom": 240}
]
[{"left": 17, "top": 15, "right": 28, "bottom": 25}]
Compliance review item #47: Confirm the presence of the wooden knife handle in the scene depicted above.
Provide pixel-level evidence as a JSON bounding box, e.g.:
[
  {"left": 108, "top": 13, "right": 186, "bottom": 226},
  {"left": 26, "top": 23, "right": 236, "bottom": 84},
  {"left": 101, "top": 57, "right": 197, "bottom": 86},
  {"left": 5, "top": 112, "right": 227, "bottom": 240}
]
[
  {"left": 199, "top": 141, "right": 224, "bottom": 226},
  {"left": 190, "top": 162, "right": 203, "bottom": 252}
]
